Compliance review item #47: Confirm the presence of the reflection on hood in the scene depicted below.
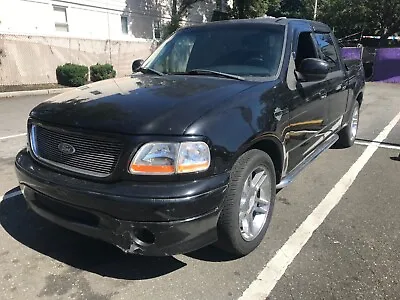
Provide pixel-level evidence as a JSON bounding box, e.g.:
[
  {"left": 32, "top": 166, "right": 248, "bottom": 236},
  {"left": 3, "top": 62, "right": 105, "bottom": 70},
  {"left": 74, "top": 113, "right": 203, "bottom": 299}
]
[{"left": 31, "top": 75, "right": 256, "bottom": 135}]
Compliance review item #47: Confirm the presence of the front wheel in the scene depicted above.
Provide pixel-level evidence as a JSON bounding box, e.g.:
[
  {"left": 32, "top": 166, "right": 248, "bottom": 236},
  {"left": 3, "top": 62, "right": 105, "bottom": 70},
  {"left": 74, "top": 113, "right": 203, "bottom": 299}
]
[
  {"left": 216, "top": 150, "right": 276, "bottom": 256},
  {"left": 336, "top": 101, "right": 360, "bottom": 148}
]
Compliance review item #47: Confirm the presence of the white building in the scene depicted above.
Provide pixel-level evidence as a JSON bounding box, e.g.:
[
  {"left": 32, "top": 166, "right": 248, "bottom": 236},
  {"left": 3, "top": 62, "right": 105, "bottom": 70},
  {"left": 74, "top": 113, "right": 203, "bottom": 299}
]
[
  {"left": 0, "top": 0, "right": 231, "bottom": 86},
  {"left": 0, "top": 0, "right": 231, "bottom": 40}
]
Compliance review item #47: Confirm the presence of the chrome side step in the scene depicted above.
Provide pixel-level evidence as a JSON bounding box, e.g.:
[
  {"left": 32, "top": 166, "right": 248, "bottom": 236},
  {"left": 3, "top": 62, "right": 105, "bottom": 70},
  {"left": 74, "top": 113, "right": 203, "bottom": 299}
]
[{"left": 276, "top": 133, "right": 339, "bottom": 189}]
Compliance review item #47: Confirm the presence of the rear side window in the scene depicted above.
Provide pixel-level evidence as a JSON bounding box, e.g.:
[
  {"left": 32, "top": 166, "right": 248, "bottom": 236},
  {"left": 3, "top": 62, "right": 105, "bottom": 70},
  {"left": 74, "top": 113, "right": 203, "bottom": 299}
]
[{"left": 314, "top": 33, "right": 340, "bottom": 71}]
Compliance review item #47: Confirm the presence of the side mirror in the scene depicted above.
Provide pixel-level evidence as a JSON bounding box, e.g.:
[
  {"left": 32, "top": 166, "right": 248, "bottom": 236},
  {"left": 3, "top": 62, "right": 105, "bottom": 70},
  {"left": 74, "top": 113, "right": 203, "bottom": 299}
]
[
  {"left": 132, "top": 59, "right": 144, "bottom": 73},
  {"left": 298, "top": 58, "right": 329, "bottom": 81}
]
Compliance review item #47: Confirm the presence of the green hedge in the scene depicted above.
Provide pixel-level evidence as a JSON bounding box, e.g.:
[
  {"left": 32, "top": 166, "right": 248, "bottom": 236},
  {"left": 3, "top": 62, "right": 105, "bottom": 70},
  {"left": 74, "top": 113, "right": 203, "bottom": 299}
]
[
  {"left": 56, "top": 63, "right": 88, "bottom": 87},
  {"left": 90, "top": 63, "right": 116, "bottom": 82}
]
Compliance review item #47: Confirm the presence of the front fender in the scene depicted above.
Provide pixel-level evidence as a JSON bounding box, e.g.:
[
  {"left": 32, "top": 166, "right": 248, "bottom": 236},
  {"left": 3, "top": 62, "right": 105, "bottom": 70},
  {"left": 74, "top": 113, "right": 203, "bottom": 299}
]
[{"left": 185, "top": 101, "right": 285, "bottom": 175}]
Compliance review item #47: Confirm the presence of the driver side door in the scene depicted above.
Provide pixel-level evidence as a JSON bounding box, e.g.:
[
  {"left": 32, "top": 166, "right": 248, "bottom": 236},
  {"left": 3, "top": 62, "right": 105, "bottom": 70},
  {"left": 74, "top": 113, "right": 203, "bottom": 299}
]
[{"left": 285, "top": 30, "right": 330, "bottom": 172}]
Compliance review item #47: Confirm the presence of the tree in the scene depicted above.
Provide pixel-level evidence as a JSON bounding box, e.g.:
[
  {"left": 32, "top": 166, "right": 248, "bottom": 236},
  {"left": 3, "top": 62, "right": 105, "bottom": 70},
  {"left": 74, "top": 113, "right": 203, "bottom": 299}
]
[
  {"left": 304, "top": 0, "right": 400, "bottom": 43},
  {"left": 363, "top": 0, "right": 400, "bottom": 46},
  {"left": 162, "top": 0, "right": 281, "bottom": 39},
  {"left": 162, "top": 0, "right": 207, "bottom": 39},
  {"left": 162, "top": 0, "right": 400, "bottom": 45},
  {"left": 231, "top": 0, "right": 280, "bottom": 19},
  {"left": 278, "top": 0, "right": 313, "bottom": 19},
  {"left": 316, "top": 0, "right": 366, "bottom": 38}
]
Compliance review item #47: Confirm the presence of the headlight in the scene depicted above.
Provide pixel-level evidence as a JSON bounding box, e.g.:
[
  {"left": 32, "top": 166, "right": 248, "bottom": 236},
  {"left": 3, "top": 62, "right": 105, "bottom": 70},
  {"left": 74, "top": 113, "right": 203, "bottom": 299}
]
[{"left": 129, "top": 141, "right": 210, "bottom": 175}]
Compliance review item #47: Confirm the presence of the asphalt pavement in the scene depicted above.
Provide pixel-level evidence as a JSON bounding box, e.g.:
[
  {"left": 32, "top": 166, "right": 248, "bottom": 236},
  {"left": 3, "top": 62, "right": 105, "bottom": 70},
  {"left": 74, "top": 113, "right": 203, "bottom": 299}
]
[{"left": 0, "top": 83, "right": 399, "bottom": 300}]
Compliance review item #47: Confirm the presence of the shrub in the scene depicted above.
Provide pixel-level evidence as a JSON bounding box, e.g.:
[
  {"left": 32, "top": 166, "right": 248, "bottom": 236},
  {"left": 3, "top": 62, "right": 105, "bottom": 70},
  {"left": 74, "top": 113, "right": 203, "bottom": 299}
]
[
  {"left": 56, "top": 63, "right": 88, "bottom": 87},
  {"left": 90, "top": 63, "right": 116, "bottom": 82}
]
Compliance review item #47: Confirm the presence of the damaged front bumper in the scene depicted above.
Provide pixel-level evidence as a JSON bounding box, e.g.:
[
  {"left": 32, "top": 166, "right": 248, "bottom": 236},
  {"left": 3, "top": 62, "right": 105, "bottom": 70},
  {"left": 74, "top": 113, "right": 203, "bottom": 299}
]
[{"left": 15, "top": 149, "right": 228, "bottom": 256}]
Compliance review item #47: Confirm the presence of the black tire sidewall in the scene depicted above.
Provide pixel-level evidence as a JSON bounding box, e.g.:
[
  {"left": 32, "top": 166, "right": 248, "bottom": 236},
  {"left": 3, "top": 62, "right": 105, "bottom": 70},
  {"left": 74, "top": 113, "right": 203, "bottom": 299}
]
[
  {"left": 346, "top": 101, "right": 360, "bottom": 145},
  {"left": 217, "top": 150, "right": 276, "bottom": 256},
  {"left": 337, "top": 101, "right": 360, "bottom": 148}
]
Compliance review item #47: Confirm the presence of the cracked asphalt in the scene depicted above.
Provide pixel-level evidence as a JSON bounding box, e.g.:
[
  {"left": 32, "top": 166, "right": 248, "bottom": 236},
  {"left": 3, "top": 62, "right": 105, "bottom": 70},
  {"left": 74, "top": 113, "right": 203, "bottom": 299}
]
[{"left": 0, "top": 82, "right": 399, "bottom": 300}]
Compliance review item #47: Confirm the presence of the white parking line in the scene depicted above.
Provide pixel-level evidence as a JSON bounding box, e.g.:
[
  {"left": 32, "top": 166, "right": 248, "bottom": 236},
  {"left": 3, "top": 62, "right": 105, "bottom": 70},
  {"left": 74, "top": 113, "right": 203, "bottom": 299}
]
[
  {"left": 0, "top": 190, "right": 22, "bottom": 203},
  {"left": 0, "top": 133, "right": 26, "bottom": 141},
  {"left": 355, "top": 140, "right": 400, "bottom": 151},
  {"left": 239, "top": 111, "right": 400, "bottom": 300}
]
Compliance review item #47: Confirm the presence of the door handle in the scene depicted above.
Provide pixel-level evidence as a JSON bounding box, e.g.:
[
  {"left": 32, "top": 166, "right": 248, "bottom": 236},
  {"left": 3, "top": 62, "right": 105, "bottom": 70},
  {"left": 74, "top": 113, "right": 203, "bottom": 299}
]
[
  {"left": 274, "top": 108, "right": 284, "bottom": 121},
  {"left": 336, "top": 83, "right": 347, "bottom": 91},
  {"left": 273, "top": 107, "right": 288, "bottom": 121}
]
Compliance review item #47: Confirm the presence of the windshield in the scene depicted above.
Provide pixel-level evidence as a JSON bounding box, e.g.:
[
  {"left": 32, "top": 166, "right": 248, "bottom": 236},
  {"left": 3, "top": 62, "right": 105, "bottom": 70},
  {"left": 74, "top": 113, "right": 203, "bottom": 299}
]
[{"left": 141, "top": 23, "right": 286, "bottom": 79}]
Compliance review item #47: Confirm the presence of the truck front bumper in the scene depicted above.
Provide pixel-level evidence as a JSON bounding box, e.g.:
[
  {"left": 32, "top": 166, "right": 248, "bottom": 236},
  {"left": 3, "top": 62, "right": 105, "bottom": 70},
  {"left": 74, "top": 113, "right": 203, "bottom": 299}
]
[{"left": 15, "top": 149, "right": 229, "bottom": 256}]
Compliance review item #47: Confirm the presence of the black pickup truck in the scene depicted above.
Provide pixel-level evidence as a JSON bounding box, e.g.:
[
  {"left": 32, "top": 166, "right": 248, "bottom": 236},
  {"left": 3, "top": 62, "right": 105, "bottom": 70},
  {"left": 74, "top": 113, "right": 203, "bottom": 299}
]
[{"left": 15, "top": 18, "right": 365, "bottom": 257}]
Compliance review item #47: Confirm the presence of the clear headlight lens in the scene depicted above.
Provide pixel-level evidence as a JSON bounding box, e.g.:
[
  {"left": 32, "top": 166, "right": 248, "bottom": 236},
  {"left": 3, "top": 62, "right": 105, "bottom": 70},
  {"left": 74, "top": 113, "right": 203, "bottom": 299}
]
[
  {"left": 129, "top": 141, "right": 210, "bottom": 175},
  {"left": 129, "top": 143, "right": 179, "bottom": 175},
  {"left": 177, "top": 142, "right": 211, "bottom": 173}
]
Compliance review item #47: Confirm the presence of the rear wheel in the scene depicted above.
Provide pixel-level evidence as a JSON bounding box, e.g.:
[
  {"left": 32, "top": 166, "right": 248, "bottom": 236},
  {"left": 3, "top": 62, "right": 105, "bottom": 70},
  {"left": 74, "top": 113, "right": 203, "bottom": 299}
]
[
  {"left": 336, "top": 101, "right": 360, "bottom": 148},
  {"left": 216, "top": 150, "right": 276, "bottom": 256}
]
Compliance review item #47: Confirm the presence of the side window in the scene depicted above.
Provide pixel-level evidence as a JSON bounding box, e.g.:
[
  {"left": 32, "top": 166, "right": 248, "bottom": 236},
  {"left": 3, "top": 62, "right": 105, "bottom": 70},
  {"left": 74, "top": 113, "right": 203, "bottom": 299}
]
[
  {"left": 314, "top": 33, "right": 340, "bottom": 71},
  {"left": 295, "top": 32, "right": 318, "bottom": 70}
]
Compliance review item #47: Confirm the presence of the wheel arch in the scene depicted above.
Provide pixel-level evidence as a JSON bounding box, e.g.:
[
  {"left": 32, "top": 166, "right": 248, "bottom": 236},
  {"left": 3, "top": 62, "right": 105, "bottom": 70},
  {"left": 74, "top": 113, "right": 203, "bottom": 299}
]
[
  {"left": 235, "top": 135, "right": 285, "bottom": 184},
  {"left": 356, "top": 91, "right": 364, "bottom": 106}
]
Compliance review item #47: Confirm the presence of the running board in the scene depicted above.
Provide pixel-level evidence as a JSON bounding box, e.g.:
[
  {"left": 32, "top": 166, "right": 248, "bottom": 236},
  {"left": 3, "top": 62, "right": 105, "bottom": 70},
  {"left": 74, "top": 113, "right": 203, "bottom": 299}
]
[{"left": 276, "top": 133, "right": 339, "bottom": 189}]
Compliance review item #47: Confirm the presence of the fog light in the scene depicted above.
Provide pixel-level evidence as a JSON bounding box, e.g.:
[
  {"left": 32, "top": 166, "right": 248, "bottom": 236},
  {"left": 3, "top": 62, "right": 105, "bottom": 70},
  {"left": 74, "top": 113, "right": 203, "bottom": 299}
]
[{"left": 133, "top": 228, "right": 155, "bottom": 246}]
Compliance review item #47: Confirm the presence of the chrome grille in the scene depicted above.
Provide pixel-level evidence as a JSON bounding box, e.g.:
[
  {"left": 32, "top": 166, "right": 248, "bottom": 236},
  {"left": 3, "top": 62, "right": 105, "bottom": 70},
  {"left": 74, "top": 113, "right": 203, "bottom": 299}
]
[{"left": 30, "top": 125, "right": 123, "bottom": 177}]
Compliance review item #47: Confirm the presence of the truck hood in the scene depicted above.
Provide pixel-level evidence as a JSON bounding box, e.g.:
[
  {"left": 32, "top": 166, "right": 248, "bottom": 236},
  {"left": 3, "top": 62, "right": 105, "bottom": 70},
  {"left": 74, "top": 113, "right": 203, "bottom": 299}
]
[{"left": 30, "top": 75, "right": 256, "bottom": 135}]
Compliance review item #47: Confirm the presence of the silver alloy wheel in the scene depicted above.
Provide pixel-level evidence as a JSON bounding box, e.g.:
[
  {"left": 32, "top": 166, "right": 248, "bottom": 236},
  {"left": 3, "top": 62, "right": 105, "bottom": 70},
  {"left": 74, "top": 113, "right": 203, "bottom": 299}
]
[
  {"left": 350, "top": 104, "right": 359, "bottom": 141},
  {"left": 239, "top": 166, "right": 271, "bottom": 241}
]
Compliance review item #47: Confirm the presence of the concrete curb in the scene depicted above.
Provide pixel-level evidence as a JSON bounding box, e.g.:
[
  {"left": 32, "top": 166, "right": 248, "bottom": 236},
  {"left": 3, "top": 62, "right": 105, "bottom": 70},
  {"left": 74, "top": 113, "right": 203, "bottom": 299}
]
[{"left": 0, "top": 87, "right": 75, "bottom": 99}]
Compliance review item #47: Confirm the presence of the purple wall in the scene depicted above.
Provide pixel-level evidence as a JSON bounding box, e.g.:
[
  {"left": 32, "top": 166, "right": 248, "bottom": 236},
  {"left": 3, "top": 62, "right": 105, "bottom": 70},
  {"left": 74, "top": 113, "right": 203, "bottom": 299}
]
[
  {"left": 373, "top": 48, "right": 400, "bottom": 83},
  {"left": 341, "top": 47, "right": 400, "bottom": 83},
  {"left": 341, "top": 47, "right": 363, "bottom": 60}
]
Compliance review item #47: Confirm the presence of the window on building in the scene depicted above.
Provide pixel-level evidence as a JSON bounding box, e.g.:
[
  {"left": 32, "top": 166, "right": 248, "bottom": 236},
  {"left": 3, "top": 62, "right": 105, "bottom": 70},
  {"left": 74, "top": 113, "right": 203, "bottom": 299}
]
[
  {"left": 121, "top": 16, "right": 128, "bottom": 34},
  {"left": 53, "top": 6, "right": 69, "bottom": 32},
  {"left": 153, "top": 20, "right": 161, "bottom": 40},
  {"left": 314, "top": 33, "right": 340, "bottom": 71}
]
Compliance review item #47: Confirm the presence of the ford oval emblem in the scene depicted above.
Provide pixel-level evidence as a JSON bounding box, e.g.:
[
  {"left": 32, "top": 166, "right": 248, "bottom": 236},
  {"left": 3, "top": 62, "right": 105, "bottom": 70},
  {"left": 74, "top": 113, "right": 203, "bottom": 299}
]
[{"left": 58, "top": 142, "right": 76, "bottom": 155}]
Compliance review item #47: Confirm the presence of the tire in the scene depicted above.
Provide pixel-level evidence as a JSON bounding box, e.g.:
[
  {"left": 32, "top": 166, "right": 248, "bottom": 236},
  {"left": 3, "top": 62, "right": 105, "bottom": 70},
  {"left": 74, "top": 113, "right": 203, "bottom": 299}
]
[
  {"left": 336, "top": 101, "right": 360, "bottom": 148},
  {"left": 216, "top": 149, "right": 276, "bottom": 256}
]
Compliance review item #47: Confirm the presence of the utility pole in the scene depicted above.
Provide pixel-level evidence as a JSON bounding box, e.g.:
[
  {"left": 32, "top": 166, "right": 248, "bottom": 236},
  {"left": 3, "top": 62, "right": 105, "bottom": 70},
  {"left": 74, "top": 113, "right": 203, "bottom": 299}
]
[
  {"left": 313, "top": 0, "right": 318, "bottom": 20},
  {"left": 106, "top": 0, "right": 112, "bottom": 63}
]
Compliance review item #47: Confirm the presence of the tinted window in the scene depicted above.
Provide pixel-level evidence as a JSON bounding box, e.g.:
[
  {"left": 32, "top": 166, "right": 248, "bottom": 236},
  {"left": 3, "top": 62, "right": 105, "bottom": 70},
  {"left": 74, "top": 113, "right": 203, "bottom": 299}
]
[
  {"left": 143, "top": 24, "right": 286, "bottom": 78},
  {"left": 151, "top": 35, "right": 196, "bottom": 73},
  {"left": 315, "top": 33, "right": 340, "bottom": 71},
  {"left": 295, "top": 32, "right": 318, "bottom": 69}
]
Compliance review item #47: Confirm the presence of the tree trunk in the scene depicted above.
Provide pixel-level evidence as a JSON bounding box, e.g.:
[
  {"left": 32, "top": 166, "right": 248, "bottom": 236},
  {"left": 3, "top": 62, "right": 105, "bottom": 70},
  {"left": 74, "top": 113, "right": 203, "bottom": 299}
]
[
  {"left": 236, "top": 0, "right": 245, "bottom": 19},
  {"left": 379, "top": 27, "right": 390, "bottom": 47},
  {"left": 172, "top": 0, "right": 178, "bottom": 18},
  {"left": 170, "top": 0, "right": 180, "bottom": 31}
]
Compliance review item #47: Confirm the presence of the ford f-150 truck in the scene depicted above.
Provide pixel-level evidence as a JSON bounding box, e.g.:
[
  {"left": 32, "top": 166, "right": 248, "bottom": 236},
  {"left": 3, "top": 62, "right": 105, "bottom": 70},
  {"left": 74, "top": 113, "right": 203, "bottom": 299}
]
[{"left": 15, "top": 18, "right": 365, "bottom": 257}]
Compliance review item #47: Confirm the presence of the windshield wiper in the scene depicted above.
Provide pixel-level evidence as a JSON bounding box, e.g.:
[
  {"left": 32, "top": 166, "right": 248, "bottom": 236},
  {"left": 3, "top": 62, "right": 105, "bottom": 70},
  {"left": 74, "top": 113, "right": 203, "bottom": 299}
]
[
  {"left": 138, "top": 67, "right": 164, "bottom": 76},
  {"left": 185, "top": 69, "right": 245, "bottom": 81}
]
